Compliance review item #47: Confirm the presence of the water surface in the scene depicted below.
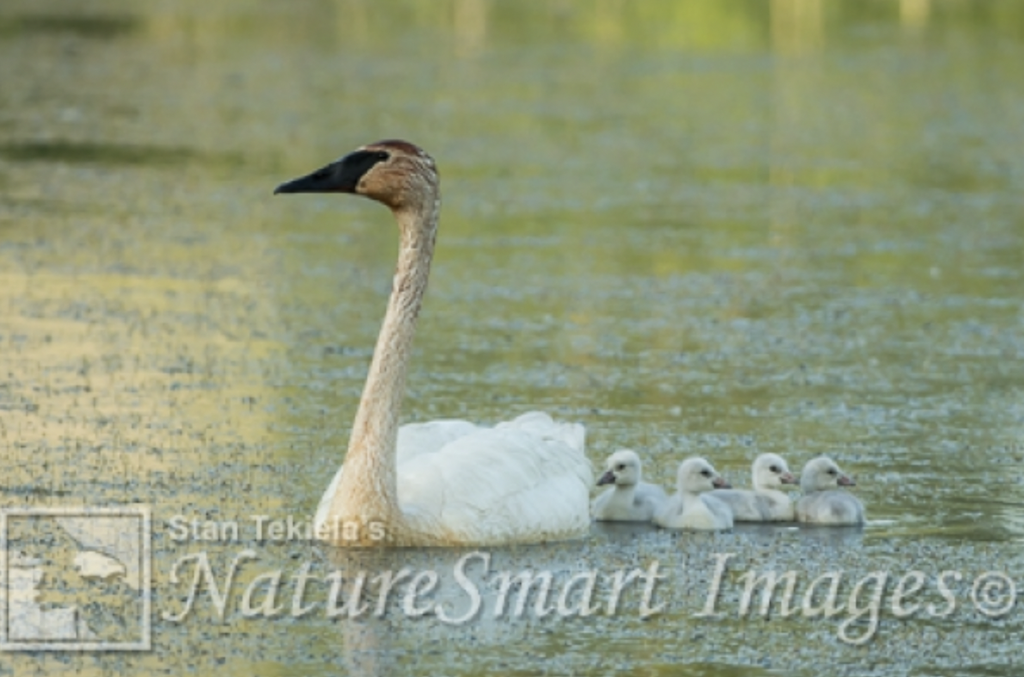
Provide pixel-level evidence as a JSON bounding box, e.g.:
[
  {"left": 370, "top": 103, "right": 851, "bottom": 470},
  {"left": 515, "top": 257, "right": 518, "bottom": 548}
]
[{"left": 1, "top": 1, "right": 1024, "bottom": 675}]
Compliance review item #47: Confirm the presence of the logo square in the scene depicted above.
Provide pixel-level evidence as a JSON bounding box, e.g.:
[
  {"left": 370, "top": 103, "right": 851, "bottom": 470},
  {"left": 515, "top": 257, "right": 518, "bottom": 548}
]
[{"left": 0, "top": 506, "right": 151, "bottom": 651}]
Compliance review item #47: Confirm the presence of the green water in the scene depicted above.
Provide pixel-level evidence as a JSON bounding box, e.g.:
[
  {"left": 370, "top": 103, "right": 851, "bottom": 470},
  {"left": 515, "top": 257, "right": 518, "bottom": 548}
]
[{"left": 1, "top": 0, "right": 1024, "bottom": 675}]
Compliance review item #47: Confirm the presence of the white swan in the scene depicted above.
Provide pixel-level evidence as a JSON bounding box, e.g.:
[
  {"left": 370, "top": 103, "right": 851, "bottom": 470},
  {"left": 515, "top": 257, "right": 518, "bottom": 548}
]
[
  {"left": 795, "top": 456, "right": 865, "bottom": 526},
  {"left": 591, "top": 449, "right": 668, "bottom": 522},
  {"left": 275, "top": 140, "right": 593, "bottom": 546},
  {"left": 654, "top": 457, "right": 734, "bottom": 531},
  {"left": 711, "top": 453, "right": 797, "bottom": 522}
]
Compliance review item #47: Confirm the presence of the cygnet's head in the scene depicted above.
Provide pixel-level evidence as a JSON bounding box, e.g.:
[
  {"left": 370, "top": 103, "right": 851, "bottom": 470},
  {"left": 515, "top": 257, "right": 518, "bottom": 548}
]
[
  {"left": 752, "top": 453, "right": 797, "bottom": 489},
  {"left": 597, "top": 449, "right": 642, "bottom": 487},
  {"left": 676, "top": 457, "right": 730, "bottom": 494},
  {"left": 800, "top": 456, "right": 855, "bottom": 493},
  {"left": 274, "top": 139, "right": 439, "bottom": 214}
]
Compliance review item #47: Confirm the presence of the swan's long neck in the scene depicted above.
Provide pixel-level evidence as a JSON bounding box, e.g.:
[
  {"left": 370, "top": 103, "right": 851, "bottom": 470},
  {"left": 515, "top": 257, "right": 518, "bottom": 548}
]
[{"left": 332, "top": 197, "right": 439, "bottom": 531}]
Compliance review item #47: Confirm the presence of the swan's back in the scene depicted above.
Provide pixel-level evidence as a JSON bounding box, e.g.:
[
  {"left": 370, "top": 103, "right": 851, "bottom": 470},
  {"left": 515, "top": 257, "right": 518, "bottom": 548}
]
[
  {"left": 796, "top": 490, "right": 865, "bottom": 525},
  {"left": 653, "top": 492, "right": 684, "bottom": 528},
  {"left": 654, "top": 492, "right": 733, "bottom": 531},
  {"left": 701, "top": 493, "right": 734, "bottom": 530},
  {"left": 496, "top": 410, "right": 585, "bottom": 450},
  {"left": 395, "top": 419, "right": 483, "bottom": 462},
  {"left": 317, "top": 412, "right": 592, "bottom": 544},
  {"left": 398, "top": 412, "right": 591, "bottom": 543},
  {"left": 711, "top": 489, "right": 772, "bottom": 521},
  {"left": 591, "top": 481, "right": 667, "bottom": 522},
  {"left": 634, "top": 482, "right": 669, "bottom": 518}
]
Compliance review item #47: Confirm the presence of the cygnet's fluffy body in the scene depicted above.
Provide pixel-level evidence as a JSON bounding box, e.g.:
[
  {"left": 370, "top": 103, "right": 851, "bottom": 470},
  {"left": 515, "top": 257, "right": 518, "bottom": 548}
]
[
  {"left": 712, "top": 453, "right": 797, "bottom": 522},
  {"left": 591, "top": 450, "right": 668, "bottom": 522},
  {"left": 795, "top": 456, "right": 865, "bottom": 526},
  {"left": 655, "top": 457, "right": 734, "bottom": 531}
]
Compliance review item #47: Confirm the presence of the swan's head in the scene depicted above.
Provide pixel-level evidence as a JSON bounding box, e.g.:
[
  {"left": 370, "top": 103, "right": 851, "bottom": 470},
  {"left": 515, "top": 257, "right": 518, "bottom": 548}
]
[
  {"left": 597, "top": 449, "right": 643, "bottom": 487},
  {"left": 752, "top": 453, "right": 796, "bottom": 490},
  {"left": 274, "top": 140, "right": 439, "bottom": 213},
  {"left": 676, "top": 457, "right": 730, "bottom": 494},
  {"left": 800, "top": 456, "right": 855, "bottom": 493}
]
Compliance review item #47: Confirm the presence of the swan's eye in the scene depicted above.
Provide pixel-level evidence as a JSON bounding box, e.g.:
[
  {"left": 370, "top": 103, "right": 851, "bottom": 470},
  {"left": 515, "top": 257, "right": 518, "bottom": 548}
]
[
  {"left": 375, "top": 151, "right": 390, "bottom": 162},
  {"left": 770, "top": 465, "right": 780, "bottom": 473},
  {"left": 700, "top": 469, "right": 712, "bottom": 478},
  {"left": 616, "top": 464, "right": 625, "bottom": 471},
  {"left": 827, "top": 469, "right": 837, "bottom": 475}
]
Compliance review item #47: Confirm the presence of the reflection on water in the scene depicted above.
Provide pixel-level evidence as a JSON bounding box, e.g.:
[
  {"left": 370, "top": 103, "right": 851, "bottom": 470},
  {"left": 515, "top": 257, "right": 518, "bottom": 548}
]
[
  {"left": 771, "top": 0, "right": 823, "bottom": 55},
  {"left": 900, "top": 0, "right": 931, "bottom": 30},
  {"left": 0, "top": 13, "right": 140, "bottom": 39},
  {"left": 0, "top": 141, "right": 199, "bottom": 166},
  {"left": 1, "top": 0, "right": 1024, "bottom": 675}
]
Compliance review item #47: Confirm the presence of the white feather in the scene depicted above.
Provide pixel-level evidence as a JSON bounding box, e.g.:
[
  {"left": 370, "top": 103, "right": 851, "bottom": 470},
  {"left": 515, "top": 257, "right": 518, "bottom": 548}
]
[{"left": 315, "top": 412, "right": 592, "bottom": 544}]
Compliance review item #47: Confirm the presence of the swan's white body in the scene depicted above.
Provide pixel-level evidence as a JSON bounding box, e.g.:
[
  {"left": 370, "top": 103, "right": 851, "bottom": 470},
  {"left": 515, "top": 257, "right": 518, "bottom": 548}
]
[
  {"left": 277, "top": 140, "right": 592, "bottom": 546},
  {"left": 795, "top": 456, "right": 865, "bottom": 526},
  {"left": 591, "top": 449, "right": 667, "bottom": 522},
  {"left": 711, "top": 453, "right": 797, "bottom": 522},
  {"left": 655, "top": 457, "right": 733, "bottom": 531},
  {"left": 314, "top": 412, "right": 591, "bottom": 544}
]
